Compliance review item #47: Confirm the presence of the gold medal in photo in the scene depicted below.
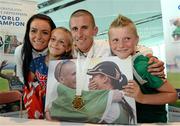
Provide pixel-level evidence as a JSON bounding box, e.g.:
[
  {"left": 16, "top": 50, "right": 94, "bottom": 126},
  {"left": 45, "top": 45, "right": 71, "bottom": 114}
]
[{"left": 72, "top": 95, "right": 84, "bottom": 109}]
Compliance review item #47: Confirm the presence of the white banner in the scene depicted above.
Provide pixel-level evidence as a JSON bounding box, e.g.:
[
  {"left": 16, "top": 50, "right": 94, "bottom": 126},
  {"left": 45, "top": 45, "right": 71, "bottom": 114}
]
[
  {"left": 161, "top": 0, "right": 180, "bottom": 122},
  {"left": 0, "top": 0, "right": 37, "bottom": 117},
  {"left": 0, "top": 0, "right": 37, "bottom": 61}
]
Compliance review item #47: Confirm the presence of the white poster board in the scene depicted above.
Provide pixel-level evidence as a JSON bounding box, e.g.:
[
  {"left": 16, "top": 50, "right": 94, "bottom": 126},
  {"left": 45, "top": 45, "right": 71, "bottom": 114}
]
[{"left": 46, "top": 56, "right": 137, "bottom": 124}]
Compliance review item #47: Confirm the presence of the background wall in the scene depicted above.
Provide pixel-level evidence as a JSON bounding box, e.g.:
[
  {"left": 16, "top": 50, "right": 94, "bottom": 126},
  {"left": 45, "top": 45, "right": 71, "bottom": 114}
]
[{"left": 36, "top": 0, "right": 165, "bottom": 60}]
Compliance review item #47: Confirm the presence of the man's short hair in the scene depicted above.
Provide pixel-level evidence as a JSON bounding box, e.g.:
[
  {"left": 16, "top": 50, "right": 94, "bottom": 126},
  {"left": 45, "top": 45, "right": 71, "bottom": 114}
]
[{"left": 69, "top": 9, "right": 96, "bottom": 27}]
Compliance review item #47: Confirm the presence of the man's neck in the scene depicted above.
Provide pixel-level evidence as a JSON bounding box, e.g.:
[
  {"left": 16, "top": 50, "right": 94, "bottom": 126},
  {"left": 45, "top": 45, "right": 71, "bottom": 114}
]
[
  {"left": 77, "top": 42, "right": 94, "bottom": 56},
  {"left": 80, "top": 40, "right": 94, "bottom": 53}
]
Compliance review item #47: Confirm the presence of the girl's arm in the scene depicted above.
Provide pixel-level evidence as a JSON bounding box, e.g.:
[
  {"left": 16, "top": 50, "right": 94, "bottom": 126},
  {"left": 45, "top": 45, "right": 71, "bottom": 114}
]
[{"left": 123, "top": 80, "right": 177, "bottom": 105}]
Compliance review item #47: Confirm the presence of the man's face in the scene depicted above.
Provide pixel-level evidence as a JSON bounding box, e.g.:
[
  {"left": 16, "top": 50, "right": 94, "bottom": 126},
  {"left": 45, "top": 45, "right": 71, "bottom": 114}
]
[
  {"left": 70, "top": 15, "right": 98, "bottom": 53},
  {"left": 60, "top": 62, "right": 76, "bottom": 89}
]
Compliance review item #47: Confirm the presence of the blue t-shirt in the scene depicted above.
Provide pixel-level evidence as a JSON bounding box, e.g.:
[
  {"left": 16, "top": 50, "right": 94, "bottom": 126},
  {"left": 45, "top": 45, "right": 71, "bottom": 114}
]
[{"left": 30, "top": 56, "right": 48, "bottom": 85}]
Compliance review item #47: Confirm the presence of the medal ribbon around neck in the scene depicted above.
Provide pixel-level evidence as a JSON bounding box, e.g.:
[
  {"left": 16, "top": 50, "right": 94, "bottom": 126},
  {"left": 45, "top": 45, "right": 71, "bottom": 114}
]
[{"left": 72, "top": 53, "right": 90, "bottom": 109}]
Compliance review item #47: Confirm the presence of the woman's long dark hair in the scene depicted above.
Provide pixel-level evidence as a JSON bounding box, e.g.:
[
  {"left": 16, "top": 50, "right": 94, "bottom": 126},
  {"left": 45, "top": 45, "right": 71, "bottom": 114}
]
[{"left": 21, "top": 14, "right": 56, "bottom": 89}]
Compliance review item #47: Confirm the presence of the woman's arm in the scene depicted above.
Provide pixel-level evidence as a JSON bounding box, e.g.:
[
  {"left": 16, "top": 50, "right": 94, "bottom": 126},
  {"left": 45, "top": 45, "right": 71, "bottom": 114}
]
[{"left": 14, "top": 45, "right": 24, "bottom": 83}]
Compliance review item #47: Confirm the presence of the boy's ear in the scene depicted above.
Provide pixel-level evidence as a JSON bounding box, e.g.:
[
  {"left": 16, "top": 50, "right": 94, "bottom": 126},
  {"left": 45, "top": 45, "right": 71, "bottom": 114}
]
[
  {"left": 93, "top": 26, "right": 98, "bottom": 36},
  {"left": 135, "top": 35, "right": 139, "bottom": 45}
]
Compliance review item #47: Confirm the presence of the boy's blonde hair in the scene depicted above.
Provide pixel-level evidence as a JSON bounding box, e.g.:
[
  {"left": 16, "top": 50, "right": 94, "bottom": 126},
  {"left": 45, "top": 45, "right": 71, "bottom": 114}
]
[{"left": 109, "top": 15, "right": 138, "bottom": 37}]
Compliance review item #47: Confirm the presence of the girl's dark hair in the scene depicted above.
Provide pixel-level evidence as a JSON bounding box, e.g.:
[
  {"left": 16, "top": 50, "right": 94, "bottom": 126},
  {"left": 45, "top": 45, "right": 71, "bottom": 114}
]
[{"left": 22, "top": 13, "right": 56, "bottom": 89}]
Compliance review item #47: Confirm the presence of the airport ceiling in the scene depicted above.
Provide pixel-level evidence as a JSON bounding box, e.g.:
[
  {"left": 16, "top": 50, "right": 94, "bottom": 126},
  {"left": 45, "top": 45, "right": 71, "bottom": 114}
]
[{"left": 37, "top": 0, "right": 163, "bottom": 45}]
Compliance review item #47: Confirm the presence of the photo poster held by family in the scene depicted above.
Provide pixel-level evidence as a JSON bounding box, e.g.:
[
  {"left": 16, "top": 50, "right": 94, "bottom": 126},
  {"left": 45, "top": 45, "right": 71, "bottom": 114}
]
[
  {"left": 161, "top": 0, "right": 180, "bottom": 121},
  {"left": 45, "top": 56, "right": 137, "bottom": 124},
  {"left": 0, "top": 0, "right": 37, "bottom": 117}
]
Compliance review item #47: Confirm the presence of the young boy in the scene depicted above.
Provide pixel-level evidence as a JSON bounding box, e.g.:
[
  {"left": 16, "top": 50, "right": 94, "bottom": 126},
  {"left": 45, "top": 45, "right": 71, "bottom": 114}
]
[
  {"left": 108, "top": 15, "right": 177, "bottom": 123},
  {"left": 23, "top": 27, "right": 73, "bottom": 119}
]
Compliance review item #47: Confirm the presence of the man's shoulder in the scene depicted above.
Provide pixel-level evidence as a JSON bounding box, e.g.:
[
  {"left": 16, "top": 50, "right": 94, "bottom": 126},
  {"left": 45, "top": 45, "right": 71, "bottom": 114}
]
[
  {"left": 136, "top": 45, "right": 153, "bottom": 56},
  {"left": 94, "top": 39, "right": 110, "bottom": 49},
  {"left": 94, "top": 39, "right": 109, "bottom": 45},
  {"left": 93, "top": 39, "right": 111, "bottom": 57}
]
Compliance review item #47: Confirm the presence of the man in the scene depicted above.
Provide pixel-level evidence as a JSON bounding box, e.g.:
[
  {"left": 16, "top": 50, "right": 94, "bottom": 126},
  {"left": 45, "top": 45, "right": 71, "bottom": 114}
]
[
  {"left": 69, "top": 9, "right": 165, "bottom": 76},
  {"left": 69, "top": 9, "right": 110, "bottom": 58}
]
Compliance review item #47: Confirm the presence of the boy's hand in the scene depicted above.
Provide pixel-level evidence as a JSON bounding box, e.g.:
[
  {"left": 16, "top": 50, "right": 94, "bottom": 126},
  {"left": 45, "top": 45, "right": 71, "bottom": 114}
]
[
  {"left": 123, "top": 80, "right": 143, "bottom": 103},
  {"left": 147, "top": 54, "right": 165, "bottom": 78}
]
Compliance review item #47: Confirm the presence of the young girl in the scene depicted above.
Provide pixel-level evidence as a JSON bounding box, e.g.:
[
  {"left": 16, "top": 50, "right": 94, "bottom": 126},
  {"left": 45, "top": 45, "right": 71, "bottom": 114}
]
[
  {"left": 23, "top": 27, "right": 73, "bottom": 119},
  {"left": 108, "top": 15, "right": 177, "bottom": 123}
]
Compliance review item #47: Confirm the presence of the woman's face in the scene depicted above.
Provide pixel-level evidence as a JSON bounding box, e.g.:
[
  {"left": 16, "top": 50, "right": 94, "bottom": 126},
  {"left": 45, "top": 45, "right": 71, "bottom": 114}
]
[{"left": 29, "top": 19, "right": 51, "bottom": 51}]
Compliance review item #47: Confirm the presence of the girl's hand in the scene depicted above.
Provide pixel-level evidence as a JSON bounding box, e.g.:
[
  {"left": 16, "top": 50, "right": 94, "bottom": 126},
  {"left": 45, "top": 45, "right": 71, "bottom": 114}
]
[{"left": 45, "top": 108, "right": 52, "bottom": 121}]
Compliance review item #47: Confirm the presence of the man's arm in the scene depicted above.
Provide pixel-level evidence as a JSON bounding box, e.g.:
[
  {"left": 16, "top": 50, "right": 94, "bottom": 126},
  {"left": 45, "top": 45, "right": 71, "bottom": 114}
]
[
  {"left": 137, "top": 45, "right": 165, "bottom": 78},
  {"left": 146, "top": 54, "right": 165, "bottom": 78}
]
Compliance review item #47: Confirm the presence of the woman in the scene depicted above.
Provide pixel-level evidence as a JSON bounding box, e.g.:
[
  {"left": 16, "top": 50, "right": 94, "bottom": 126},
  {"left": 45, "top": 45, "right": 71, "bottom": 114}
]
[
  {"left": 14, "top": 14, "right": 56, "bottom": 88},
  {"left": 14, "top": 14, "right": 56, "bottom": 119}
]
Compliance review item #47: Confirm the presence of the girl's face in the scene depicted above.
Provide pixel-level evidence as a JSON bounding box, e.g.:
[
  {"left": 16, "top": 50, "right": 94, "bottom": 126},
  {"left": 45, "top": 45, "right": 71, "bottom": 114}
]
[
  {"left": 29, "top": 19, "right": 51, "bottom": 51},
  {"left": 48, "top": 29, "right": 71, "bottom": 57},
  {"left": 109, "top": 26, "right": 139, "bottom": 59}
]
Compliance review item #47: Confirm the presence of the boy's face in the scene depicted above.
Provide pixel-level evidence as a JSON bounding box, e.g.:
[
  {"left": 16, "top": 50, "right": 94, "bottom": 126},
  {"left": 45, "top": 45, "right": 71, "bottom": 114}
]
[
  {"left": 109, "top": 26, "right": 139, "bottom": 59},
  {"left": 70, "top": 15, "right": 98, "bottom": 53},
  {"left": 48, "top": 29, "right": 70, "bottom": 57}
]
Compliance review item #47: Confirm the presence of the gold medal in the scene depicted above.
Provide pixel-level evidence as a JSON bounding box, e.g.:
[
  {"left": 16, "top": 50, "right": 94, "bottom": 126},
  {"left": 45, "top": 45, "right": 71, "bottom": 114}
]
[{"left": 72, "top": 95, "right": 84, "bottom": 109}]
